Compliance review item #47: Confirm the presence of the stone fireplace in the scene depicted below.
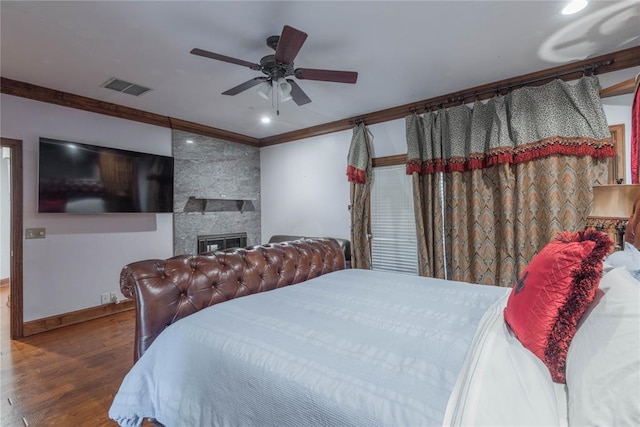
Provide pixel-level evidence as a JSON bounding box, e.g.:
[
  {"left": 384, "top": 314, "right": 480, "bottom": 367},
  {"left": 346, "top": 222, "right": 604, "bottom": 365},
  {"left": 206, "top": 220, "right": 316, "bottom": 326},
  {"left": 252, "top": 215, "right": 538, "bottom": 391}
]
[
  {"left": 172, "top": 130, "right": 261, "bottom": 256},
  {"left": 197, "top": 232, "right": 247, "bottom": 254}
]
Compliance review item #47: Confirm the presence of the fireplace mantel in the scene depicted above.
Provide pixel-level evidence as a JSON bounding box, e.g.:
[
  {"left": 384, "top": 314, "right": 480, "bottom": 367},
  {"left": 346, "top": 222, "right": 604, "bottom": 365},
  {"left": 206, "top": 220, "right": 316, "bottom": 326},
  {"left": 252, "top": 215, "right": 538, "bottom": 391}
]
[{"left": 184, "top": 197, "right": 256, "bottom": 213}]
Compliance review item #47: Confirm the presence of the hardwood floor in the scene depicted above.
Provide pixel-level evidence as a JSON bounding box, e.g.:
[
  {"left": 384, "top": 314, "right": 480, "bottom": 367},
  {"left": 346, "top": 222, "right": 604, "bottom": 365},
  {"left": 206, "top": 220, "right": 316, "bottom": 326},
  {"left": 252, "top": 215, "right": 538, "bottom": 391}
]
[{"left": 0, "top": 286, "right": 138, "bottom": 426}]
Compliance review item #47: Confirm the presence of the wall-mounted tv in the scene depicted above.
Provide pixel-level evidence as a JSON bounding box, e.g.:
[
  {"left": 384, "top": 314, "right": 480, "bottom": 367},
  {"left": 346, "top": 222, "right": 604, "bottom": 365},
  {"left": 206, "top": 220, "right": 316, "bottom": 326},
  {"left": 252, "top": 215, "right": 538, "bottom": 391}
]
[{"left": 38, "top": 138, "right": 174, "bottom": 213}]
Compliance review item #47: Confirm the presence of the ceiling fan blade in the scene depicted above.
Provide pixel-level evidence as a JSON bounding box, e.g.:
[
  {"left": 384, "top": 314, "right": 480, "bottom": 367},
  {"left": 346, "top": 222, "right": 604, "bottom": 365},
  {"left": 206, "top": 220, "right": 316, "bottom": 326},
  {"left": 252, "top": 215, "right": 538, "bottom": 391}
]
[
  {"left": 191, "top": 48, "right": 261, "bottom": 70},
  {"left": 286, "top": 79, "right": 312, "bottom": 106},
  {"left": 295, "top": 68, "right": 358, "bottom": 84},
  {"left": 274, "top": 25, "right": 308, "bottom": 65},
  {"left": 222, "top": 77, "right": 267, "bottom": 96}
]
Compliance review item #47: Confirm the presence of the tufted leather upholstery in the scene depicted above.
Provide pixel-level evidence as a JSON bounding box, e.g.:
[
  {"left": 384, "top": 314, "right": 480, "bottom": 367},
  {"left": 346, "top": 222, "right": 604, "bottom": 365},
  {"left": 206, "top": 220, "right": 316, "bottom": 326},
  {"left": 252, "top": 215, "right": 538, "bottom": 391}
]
[
  {"left": 121, "top": 238, "right": 345, "bottom": 361},
  {"left": 268, "top": 235, "right": 351, "bottom": 268}
]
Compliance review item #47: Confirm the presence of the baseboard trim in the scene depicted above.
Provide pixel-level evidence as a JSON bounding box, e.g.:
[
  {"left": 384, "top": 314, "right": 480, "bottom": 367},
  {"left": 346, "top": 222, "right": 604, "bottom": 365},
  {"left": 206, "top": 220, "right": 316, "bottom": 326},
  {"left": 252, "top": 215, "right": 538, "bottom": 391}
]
[
  {"left": 23, "top": 299, "right": 135, "bottom": 336},
  {"left": 0, "top": 277, "right": 9, "bottom": 287}
]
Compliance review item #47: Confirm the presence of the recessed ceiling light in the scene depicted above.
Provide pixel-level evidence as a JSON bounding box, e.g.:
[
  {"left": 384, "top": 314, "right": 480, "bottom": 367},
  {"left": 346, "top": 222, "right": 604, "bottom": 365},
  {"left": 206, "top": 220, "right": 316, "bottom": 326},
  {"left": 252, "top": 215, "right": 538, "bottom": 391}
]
[
  {"left": 186, "top": 139, "right": 194, "bottom": 144},
  {"left": 561, "top": 0, "right": 588, "bottom": 15},
  {"left": 261, "top": 116, "right": 271, "bottom": 124}
]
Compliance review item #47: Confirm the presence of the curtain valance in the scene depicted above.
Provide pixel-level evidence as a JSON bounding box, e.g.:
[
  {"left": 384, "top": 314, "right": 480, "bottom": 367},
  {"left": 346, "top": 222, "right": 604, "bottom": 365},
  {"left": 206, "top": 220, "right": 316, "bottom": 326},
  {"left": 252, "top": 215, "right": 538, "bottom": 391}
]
[{"left": 406, "top": 76, "right": 614, "bottom": 175}]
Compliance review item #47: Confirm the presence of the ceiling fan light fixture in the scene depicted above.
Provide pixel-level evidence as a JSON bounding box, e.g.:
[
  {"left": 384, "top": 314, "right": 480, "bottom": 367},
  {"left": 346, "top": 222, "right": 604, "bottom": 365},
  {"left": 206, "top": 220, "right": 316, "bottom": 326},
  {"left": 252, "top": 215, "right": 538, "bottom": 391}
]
[
  {"left": 256, "top": 79, "right": 293, "bottom": 104},
  {"left": 192, "top": 24, "right": 357, "bottom": 110},
  {"left": 277, "top": 78, "right": 293, "bottom": 102},
  {"left": 256, "top": 81, "right": 272, "bottom": 100}
]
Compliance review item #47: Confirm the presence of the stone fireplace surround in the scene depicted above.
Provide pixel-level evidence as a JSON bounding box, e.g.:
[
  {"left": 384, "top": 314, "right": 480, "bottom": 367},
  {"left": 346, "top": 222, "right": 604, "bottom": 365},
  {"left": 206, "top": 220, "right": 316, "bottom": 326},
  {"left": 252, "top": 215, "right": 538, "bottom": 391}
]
[{"left": 172, "top": 130, "right": 261, "bottom": 256}]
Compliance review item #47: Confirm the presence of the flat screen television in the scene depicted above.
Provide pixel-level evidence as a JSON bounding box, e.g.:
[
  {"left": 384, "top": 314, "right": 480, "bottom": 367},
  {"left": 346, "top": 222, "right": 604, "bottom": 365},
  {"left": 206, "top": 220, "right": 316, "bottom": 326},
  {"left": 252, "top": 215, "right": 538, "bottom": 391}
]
[{"left": 38, "top": 137, "right": 174, "bottom": 213}]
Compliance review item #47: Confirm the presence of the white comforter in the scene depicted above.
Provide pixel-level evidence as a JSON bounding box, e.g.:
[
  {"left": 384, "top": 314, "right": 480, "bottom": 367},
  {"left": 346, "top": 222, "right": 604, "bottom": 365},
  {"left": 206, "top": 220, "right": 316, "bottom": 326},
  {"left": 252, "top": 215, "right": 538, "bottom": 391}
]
[
  {"left": 444, "top": 291, "right": 569, "bottom": 426},
  {"left": 110, "top": 269, "right": 564, "bottom": 427}
]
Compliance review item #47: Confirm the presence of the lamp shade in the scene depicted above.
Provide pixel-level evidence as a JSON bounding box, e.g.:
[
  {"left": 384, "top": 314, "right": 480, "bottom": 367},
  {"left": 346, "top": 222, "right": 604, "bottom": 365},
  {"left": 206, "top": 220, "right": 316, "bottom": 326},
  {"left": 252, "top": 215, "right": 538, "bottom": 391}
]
[{"left": 589, "top": 184, "right": 640, "bottom": 220}]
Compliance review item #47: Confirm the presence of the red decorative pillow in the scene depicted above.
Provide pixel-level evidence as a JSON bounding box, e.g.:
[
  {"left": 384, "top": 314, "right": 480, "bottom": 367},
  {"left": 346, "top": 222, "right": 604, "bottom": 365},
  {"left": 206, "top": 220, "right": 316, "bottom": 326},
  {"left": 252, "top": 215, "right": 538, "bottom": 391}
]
[{"left": 503, "top": 229, "right": 612, "bottom": 383}]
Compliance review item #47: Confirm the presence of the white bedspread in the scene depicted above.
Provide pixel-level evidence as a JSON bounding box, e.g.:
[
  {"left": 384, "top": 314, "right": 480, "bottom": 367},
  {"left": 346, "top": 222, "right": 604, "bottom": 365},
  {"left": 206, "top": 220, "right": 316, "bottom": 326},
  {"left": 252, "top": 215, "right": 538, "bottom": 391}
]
[
  {"left": 444, "top": 293, "right": 569, "bottom": 426},
  {"left": 109, "top": 269, "right": 511, "bottom": 427}
]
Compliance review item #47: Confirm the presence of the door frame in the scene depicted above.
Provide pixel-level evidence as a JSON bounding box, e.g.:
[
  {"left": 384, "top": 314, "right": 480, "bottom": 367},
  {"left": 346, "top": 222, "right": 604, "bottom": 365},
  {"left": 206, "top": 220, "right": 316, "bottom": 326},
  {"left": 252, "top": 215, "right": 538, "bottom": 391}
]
[{"left": 1, "top": 137, "right": 24, "bottom": 339}]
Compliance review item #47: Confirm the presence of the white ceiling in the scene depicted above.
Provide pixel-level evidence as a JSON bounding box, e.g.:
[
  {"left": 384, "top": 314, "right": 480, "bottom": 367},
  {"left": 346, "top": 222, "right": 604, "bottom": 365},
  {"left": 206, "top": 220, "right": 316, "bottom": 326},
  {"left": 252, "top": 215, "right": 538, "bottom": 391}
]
[{"left": 1, "top": 1, "right": 639, "bottom": 140}]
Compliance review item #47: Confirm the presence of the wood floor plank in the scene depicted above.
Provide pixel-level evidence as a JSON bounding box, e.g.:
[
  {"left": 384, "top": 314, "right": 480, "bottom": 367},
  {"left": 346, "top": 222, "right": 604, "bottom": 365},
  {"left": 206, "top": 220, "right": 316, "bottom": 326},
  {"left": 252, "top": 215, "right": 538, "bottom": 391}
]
[{"left": 1, "top": 286, "right": 136, "bottom": 426}]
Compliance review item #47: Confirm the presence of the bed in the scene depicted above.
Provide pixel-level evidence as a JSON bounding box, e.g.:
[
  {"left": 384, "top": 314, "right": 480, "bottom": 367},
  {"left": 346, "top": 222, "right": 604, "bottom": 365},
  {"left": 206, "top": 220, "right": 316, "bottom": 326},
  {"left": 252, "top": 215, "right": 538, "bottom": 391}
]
[{"left": 110, "top": 213, "right": 640, "bottom": 426}]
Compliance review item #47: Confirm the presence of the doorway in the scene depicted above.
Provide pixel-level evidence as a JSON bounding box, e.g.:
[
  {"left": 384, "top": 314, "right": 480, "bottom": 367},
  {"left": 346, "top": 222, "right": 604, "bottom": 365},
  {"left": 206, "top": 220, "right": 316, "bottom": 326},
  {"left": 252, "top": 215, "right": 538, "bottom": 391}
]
[{"left": 1, "top": 138, "right": 23, "bottom": 339}]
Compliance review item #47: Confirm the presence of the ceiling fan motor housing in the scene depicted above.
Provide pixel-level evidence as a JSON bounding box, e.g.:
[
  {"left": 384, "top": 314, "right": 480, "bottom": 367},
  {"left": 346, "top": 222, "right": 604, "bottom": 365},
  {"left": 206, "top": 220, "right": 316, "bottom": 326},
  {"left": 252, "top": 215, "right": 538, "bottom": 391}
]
[
  {"left": 260, "top": 54, "right": 294, "bottom": 80},
  {"left": 190, "top": 25, "right": 357, "bottom": 105},
  {"left": 266, "top": 35, "right": 280, "bottom": 51}
]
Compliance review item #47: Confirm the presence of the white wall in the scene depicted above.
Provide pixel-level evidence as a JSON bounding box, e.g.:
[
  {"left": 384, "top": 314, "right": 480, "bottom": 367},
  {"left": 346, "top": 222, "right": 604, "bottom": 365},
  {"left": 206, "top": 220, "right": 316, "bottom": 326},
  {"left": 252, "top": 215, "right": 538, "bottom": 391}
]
[
  {"left": 260, "top": 119, "right": 408, "bottom": 243},
  {"left": 0, "top": 94, "right": 173, "bottom": 321},
  {"left": 260, "top": 130, "right": 352, "bottom": 242},
  {"left": 261, "top": 85, "right": 636, "bottom": 244},
  {"left": 602, "top": 93, "right": 635, "bottom": 183}
]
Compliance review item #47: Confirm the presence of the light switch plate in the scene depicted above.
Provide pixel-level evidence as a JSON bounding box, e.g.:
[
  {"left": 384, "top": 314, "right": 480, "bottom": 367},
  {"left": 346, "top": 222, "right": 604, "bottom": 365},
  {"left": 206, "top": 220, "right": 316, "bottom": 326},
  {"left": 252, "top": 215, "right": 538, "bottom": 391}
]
[{"left": 25, "top": 228, "right": 46, "bottom": 239}]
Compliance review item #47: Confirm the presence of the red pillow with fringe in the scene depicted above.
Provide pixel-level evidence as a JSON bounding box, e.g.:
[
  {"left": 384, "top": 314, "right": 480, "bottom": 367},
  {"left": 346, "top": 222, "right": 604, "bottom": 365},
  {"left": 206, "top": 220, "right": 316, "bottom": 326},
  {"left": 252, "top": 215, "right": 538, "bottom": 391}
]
[{"left": 503, "top": 229, "right": 612, "bottom": 383}]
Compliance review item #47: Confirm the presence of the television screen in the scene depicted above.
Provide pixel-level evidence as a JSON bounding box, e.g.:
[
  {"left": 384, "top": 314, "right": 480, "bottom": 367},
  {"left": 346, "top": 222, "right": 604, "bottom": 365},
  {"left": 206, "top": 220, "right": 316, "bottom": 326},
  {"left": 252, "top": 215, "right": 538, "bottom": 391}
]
[{"left": 38, "top": 138, "right": 174, "bottom": 213}]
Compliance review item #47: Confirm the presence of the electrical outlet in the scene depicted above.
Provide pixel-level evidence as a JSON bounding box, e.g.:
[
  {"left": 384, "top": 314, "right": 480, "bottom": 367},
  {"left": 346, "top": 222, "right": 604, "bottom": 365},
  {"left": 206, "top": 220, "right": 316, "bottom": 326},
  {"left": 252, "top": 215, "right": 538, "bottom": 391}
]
[
  {"left": 100, "top": 293, "right": 110, "bottom": 305},
  {"left": 25, "top": 228, "right": 46, "bottom": 239},
  {"left": 110, "top": 292, "right": 118, "bottom": 303}
]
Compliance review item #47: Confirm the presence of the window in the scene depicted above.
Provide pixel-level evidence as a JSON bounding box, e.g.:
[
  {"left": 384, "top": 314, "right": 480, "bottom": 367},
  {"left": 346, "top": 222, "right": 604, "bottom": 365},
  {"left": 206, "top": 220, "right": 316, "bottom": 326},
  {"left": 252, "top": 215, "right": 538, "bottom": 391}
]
[{"left": 370, "top": 165, "right": 418, "bottom": 274}]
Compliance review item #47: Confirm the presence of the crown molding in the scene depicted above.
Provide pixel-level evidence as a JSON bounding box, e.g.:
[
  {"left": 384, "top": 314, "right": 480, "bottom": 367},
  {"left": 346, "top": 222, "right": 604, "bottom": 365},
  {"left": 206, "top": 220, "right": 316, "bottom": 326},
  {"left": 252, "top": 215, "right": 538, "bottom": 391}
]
[
  {"left": 260, "top": 46, "right": 640, "bottom": 145},
  {"left": 2, "top": 46, "right": 639, "bottom": 148},
  {"left": 600, "top": 77, "right": 636, "bottom": 98},
  {"left": 0, "top": 77, "right": 260, "bottom": 147}
]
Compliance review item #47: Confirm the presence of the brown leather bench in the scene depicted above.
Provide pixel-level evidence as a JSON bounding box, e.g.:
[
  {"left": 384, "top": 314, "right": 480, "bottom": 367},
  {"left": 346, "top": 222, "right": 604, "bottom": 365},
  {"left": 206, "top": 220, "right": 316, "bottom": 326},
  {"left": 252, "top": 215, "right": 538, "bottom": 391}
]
[
  {"left": 120, "top": 238, "right": 346, "bottom": 361},
  {"left": 268, "top": 235, "right": 351, "bottom": 268}
]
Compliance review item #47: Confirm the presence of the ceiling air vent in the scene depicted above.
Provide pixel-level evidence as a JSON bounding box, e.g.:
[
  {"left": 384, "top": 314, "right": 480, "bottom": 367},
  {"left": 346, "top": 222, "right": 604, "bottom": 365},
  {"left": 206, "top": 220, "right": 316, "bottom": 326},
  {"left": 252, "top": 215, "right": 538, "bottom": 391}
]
[{"left": 101, "top": 78, "right": 151, "bottom": 96}]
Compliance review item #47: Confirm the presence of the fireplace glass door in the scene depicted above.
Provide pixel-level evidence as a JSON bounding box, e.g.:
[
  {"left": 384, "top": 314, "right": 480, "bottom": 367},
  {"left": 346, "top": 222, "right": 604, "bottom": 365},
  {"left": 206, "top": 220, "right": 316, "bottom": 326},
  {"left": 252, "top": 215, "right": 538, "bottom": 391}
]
[{"left": 197, "top": 232, "right": 247, "bottom": 254}]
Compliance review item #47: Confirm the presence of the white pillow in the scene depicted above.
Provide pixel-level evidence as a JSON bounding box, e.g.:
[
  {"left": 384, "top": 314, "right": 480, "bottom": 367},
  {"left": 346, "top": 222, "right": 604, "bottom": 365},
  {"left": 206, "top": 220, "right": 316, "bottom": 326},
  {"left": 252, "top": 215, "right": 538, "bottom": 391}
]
[
  {"left": 604, "top": 242, "right": 640, "bottom": 280},
  {"left": 566, "top": 267, "right": 640, "bottom": 426}
]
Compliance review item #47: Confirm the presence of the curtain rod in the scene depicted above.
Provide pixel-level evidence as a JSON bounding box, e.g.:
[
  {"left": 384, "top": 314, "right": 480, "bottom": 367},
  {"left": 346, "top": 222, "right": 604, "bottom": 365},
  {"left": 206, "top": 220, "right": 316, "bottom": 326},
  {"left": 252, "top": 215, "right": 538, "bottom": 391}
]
[
  {"left": 260, "top": 46, "right": 639, "bottom": 145},
  {"left": 347, "top": 55, "right": 624, "bottom": 126},
  {"left": 416, "top": 59, "right": 613, "bottom": 113}
]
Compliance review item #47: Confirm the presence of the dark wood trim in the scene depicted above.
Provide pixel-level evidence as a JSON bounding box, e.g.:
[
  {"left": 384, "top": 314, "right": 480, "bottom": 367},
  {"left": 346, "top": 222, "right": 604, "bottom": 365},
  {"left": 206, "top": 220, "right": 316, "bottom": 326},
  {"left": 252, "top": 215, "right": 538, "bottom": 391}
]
[
  {"left": 1, "top": 137, "right": 24, "bottom": 339},
  {"left": 259, "top": 119, "right": 353, "bottom": 147},
  {"left": 601, "top": 77, "right": 636, "bottom": 98},
  {"left": 260, "top": 46, "right": 640, "bottom": 145},
  {"left": 0, "top": 278, "right": 9, "bottom": 287},
  {"left": 0, "top": 77, "right": 260, "bottom": 147},
  {"left": 0, "top": 77, "right": 171, "bottom": 128},
  {"left": 372, "top": 154, "right": 406, "bottom": 168},
  {"left": 2, "top": 47, "right": 639, "bottom": 148},
  {"left": 169, "top": 117, "right": 260, "bottom": 147},
  {"left": 22, "top": 299, "right": 135, "bottom": 336}
]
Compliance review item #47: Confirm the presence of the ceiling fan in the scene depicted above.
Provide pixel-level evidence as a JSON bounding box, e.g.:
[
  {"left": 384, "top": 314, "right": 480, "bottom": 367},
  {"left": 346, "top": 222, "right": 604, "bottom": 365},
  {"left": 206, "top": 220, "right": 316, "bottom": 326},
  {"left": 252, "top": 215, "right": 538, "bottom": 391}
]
[{"left": 190, "top": 25, "right": 358, "bottom": 107}]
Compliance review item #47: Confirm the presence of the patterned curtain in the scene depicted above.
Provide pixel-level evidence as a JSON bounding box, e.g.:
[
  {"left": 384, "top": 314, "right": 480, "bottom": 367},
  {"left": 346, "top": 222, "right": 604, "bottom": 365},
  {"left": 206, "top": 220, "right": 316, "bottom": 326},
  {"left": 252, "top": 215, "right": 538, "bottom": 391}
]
[
  {"left": 406, "top": 114, "right": 446, "bottom": 278},
  {"left": 347, "top": 123, "right": 373, "bottom": 269},
  {"left": 407, "top": 76, "right": 613, "bottom": 286}
]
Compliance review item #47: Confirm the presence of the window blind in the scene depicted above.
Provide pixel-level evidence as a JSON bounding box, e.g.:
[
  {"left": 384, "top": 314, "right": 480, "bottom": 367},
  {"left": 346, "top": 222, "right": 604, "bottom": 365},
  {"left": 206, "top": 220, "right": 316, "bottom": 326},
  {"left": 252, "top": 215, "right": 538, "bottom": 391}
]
[{"left": 370, "top": 165, "right": 418, "bottom": 275}]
